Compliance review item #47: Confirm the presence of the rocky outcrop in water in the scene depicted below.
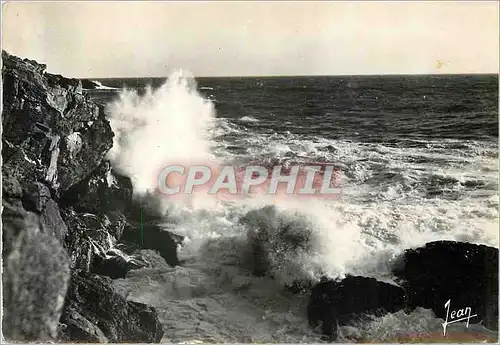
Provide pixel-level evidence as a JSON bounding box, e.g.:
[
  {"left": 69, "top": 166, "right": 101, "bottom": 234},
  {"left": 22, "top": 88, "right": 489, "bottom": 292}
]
[
  {"left": 1, "top": 50, "right": 175, "bottom": 342},
  {"left": 392, "top": 240, "right": 498, "bottom": 330},
  {"left": 307, "top": 275, "right": 408, "bottom": 341},
  {"left": 306, "top": 241, "right": 499, "bottom": 341},
  {"left": 61, "top": 161, "right": 181, "bottom": 268}
]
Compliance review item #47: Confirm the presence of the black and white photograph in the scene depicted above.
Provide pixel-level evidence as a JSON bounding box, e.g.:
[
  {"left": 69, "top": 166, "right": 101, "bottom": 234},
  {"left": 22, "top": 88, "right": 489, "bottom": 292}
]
[{"left": 1, "top": 1, "right": 499, "bottom": 343}]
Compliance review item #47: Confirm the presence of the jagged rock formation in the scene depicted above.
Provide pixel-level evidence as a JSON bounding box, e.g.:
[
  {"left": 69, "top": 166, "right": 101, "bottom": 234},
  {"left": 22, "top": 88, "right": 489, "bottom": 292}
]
[
  {"left": 392, "top": 240, "right": 499, "bottom": 330},
  {"left": 1, "top": 50, "right": 176, "bottom": 342},
  {"left": 2, "top": 52, "right": 113, "bottom": 192}
]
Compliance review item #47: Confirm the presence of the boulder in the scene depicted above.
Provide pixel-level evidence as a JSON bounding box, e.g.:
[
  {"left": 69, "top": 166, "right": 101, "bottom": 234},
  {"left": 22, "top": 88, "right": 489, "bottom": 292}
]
[
  {"left": 307, "top": 275, "right": 407, "bottom": 341},
  {"left": 60, "top": 160, "right": 133, "bottom": 218},
  {"left": 20, "top": 181, "right": 68, "bottom": 243},
  {"left": 59, "top": 271, "right": 164, "bottom": 342},
  {"left": 2, "top": 200, "right": 71, "bottom": 341},
  {"left": 392, "top": 240, "right": 498, "bottom": 330},
  {"left": 122, "top": 222, "right": 181, "bottom": 267}
]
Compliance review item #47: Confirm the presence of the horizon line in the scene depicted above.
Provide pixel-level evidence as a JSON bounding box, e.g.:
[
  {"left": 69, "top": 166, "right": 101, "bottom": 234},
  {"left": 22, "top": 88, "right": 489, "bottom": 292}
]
[{"left": 81, "top": 72, "right": 500, "bottom": 80}]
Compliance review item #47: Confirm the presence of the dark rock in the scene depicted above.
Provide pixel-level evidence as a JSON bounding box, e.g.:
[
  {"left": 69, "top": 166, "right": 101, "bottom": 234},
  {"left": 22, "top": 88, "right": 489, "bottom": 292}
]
[
  {"left": 122, "top": 222, "right": 181, "bottom": 267},
  {"left": 59, "top": 271, "right": 164, "bottom": 343},
  {"left": 2, "top": 50, "right": 166, "bottom": 343},
  {"left": 2, "top": 50, "right": 113, "bottom": 192},
  {"left": 91, "top": 255, "right": 142, "bottom": 279},
  {"left": 91, "top": 248, "right": 170, "bottom": 279},
  {"left": 19, "top": 181, "right": 68, "bottom": 242},
  {"left": 40, "top": 198, "right": 69, "bottom": 243},
  {"left": 61, "top": 209, "right": 118, "bottom": 271},
  {"left": 60, "top": 160, "right": 133, "bottom": 216},
  {"left": 2, "top": 200, "right": 71, "bottom": 341},
  {"left": 60, "top": 163, "right": 184, "bottom": 263},
  {"left": 21, "top": 181, "right": 51, "bottom": 212},
  {"left": 307, "top": 275, "right": 407, "bottom": 341},
  {"left": 118, "top": 192, "right": 183, "bottom": 266},
  {"left": 2, "top": 168, "right": 23, "bottom": 198},
  {"left": 60, "top": 161, "right": 131, "bottom": 242},
  {"left": 59, "top": 308, "right": 109, "bottom": 342},
  {"left": 81, "top": 79, "right": 100, "bottom": 90},
  {"left": 392, "top": 240, "right": 498, "bottom": 330}
]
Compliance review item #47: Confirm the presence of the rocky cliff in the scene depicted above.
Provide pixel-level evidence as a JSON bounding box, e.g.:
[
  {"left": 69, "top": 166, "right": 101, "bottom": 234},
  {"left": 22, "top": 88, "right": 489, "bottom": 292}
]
[{"left": 2, "top": 51, "right": 177, "bottom": 342}]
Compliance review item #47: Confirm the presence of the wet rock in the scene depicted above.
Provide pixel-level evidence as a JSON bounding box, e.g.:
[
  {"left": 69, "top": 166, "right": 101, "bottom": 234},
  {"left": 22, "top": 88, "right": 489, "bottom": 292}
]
[
  {"left": 61, "top": 209, "right": 118, "bottom": 271},
  {"left": 392, "top": 240, "right": 498, "bottom": 330},
  {"left": 121, "top": 192, "right": 183, "bottom": 266},
  {"left": 122, "top": 222, "right": 181, "bottom": 267},
  {"left": 91, "top": 255, "right": 143, "bottom": 279},
  {"left": 2, "top": 201, "right": 71, "bottom": 341},
  {"left": 125, "top": 191, "right": 167, "bottom": 224},
  {"left": 307, "top": 275, "right": 407, "bottom": 341},
  {"left": 91, "top": 248, "right": 171, "bottom": 279},
  {"left": 59, "top": 161, "right": 180, "bottom": 271},
  {"left": 59, "top": 271, "right": 164, "bottom": 343}
]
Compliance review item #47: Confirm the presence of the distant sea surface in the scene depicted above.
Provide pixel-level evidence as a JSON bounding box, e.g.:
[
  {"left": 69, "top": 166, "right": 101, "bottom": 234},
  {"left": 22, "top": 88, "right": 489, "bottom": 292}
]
[{"left": 85, "top": 75, "right": 499, "bottom": 343}]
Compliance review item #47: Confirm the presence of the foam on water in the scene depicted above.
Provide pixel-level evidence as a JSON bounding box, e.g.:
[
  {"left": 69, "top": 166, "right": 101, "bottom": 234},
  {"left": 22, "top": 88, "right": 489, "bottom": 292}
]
[
  {"left": 238, "top": 116, "right": 260, "bottom": 123},
  {"left": 106, "top": 71, "right": 498, "bottom": 343}
]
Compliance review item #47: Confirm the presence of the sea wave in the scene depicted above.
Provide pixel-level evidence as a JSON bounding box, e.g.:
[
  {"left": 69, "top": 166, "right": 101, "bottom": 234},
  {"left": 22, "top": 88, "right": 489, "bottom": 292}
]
[
  {"left": 238, "top": 116, "right": 260, "bottom": 123},
  {"left": 104, "top": 71, "right": 498, "bottom": 343}
]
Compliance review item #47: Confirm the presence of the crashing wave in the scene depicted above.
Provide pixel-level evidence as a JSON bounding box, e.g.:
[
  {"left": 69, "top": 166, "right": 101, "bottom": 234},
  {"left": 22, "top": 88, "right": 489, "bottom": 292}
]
[{"left": 238, "top": 116, "right": 260, "bottom": 123}]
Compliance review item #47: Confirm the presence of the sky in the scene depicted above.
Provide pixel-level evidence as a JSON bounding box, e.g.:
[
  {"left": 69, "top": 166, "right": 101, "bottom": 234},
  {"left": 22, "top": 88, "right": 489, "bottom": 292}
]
[{"left": 2, "top": 1, "right": 499, "bottom": 77}]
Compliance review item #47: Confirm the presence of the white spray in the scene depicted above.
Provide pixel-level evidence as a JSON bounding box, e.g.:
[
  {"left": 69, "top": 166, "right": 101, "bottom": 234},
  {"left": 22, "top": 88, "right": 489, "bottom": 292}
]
[{"left": 106, "top": 70, "right": 216, "bottom": 195}]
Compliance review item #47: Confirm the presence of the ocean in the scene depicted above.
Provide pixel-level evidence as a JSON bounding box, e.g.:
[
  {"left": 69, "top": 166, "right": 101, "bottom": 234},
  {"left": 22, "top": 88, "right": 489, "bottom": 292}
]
[{"left": 85, "top": 74, "right": 498, "bottom": 343}]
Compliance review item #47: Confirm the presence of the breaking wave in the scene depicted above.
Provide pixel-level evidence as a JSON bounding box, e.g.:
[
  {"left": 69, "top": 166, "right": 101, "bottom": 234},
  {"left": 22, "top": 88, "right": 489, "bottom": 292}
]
[{"left": 104, "top": 71, "right": 498, "bottom": 343}]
